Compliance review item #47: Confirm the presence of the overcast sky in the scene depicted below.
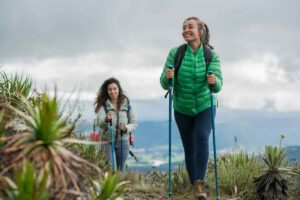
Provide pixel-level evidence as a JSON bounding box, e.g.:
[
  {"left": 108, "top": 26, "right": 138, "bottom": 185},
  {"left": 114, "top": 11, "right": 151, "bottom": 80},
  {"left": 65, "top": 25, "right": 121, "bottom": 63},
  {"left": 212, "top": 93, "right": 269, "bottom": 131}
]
[{"left": 1, "top": 0, "right": 300, "bottom": 118}]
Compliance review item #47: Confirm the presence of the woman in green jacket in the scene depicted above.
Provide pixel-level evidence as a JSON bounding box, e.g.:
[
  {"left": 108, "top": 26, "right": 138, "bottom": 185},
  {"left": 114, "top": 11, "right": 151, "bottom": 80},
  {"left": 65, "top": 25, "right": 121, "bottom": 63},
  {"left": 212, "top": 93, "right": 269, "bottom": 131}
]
[
  {"left": 95, "top": 77, "right": 137, "bottom": 171},
  {"left": 160, "top": 17, "right": 223, "bottom": 199}
]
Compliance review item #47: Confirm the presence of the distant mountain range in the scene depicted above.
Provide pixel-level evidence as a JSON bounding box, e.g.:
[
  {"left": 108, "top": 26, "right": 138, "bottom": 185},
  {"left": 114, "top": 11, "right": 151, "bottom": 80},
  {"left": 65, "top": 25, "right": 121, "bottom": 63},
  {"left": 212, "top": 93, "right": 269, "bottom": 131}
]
[
  {"left": 78, "top": 112, "right": 300, "bottom": 149},
  {"left": 76, "top": 108, "right": 300, "bottom": 165}
]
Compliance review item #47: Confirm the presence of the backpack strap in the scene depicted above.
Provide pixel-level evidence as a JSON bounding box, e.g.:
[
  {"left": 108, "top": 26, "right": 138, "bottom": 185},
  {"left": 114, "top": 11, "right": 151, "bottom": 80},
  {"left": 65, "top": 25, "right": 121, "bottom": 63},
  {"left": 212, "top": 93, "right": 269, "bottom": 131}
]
[
  {"left": 174, "top": 44, "right": 187, "bottom": 79},
  {"left": 103, "top": 103, "right": 108, "bottom": 115},
  {"left": 174, "top": 43, "right": 213, "bottom": 77},
  {"left": 104, "top": 99, "right": 131, "bottom": 125},
  {"left": 203, "top": 45, "right": 213, "bottom": 73},
  {"left": 102, "top": 103, "right": 111, "bottom": 132},
  {"left": 125, "top": 98, "right": 131, "bottom": 122},
  {"left": 125, "top": 98, "right": 134, "bottom": 146}
]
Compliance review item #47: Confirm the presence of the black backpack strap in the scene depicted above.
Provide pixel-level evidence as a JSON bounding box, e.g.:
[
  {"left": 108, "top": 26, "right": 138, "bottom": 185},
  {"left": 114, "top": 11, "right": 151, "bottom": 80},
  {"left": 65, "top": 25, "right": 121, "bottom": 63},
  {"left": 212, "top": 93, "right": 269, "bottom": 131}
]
[
  {"left": 203, "top": 44, "right": 213, "bottom": 73},
  {"left": 174, "top": 44, "right": 187, "bottom": 79},
  {"left": 126, "top": 100, "right": 131, "bottom": 123},
  {"left": 103, "top": 103, "right": 110, "bottom": 127},
  {"left": 125, "top": 98, "right": 134, "bottom": 146},
  {"left": 101, "top": 104, "right": 110, "bottom": 133},
  {"left": 103, "top": 103, "right": 108, "bottom": 114},
  {"left": 174, "top": 44, "right": 213, "bottom": 77}
]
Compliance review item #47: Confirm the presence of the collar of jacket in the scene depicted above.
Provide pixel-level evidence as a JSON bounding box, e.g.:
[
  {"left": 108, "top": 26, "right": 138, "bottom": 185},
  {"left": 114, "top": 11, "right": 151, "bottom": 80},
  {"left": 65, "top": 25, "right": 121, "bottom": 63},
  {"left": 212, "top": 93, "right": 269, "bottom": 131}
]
[
  {"left": 186, "top": 43, "right": 204, "bottom": 54},
  {"left": 105, "top": 98, "right": 129, "bottom": 111}
]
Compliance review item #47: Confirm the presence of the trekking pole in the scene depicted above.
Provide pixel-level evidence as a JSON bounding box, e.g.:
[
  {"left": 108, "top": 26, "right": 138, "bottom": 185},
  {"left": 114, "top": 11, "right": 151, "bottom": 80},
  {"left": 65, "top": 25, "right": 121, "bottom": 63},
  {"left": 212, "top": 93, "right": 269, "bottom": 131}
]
[
  {"left": 120, "top": 128, "right": 124, "bottom": 172},
  {"left": 109, "top": 119, "right": 116, "bottom": 172},
  {"left": 167, "top": 64, "right": 173, "bottom": 199},
  {"left": 128, "top": 133, "right": 139, "bottom": 162},
  {"left": 129, "top": 150, "right": 139, "bottom": 162},
  {"left": 208, "top": 72, "right": 220, "bottom": 200}
]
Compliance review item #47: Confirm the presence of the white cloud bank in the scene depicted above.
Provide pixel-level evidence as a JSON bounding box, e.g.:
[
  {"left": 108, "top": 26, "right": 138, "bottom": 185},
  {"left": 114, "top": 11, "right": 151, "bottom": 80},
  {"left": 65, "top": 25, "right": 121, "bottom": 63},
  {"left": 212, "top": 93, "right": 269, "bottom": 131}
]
[
  {"left": 221, "top": 54, "right": 300, "bottom": 111},
  {"left": 3, "top": 52, "right": 300, "bottom": 112}
]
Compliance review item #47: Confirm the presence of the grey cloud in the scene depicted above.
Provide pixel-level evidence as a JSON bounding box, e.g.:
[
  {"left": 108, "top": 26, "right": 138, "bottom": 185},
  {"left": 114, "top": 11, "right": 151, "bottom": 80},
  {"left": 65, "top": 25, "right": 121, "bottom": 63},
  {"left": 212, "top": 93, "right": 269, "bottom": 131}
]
[
  {"left": 1, "top": 0, "right": 299, "bottom": 75},
  {"left": 0, "top": 0, "right": 177, "bottom": 61},
  {"left": 1, "top": 0, "right": 114, "bottom": 60},
  {"left": 277, "top": 56, "right": 300, "bottom": 83}
]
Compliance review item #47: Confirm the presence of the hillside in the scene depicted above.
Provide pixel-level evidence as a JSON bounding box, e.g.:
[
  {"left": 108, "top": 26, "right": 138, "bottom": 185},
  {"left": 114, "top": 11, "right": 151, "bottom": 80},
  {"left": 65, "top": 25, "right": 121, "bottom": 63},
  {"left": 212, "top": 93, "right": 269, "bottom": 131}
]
[
  {"left": 77, "top": 113, "right": 300, "bottom": 151},
  {"left": 287, "top": 145, "right": 300, "bottom": 164},
  {"left": 76, "top": 115, "right": 300, "bottom": 170}
]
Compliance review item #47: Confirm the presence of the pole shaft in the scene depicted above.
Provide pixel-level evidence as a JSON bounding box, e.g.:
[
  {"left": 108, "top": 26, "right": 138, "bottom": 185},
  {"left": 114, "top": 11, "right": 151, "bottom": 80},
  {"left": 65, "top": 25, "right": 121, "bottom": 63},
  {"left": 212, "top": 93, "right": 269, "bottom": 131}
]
[
  {"left": 121, "top": 133, "right": 123, "bottom": 172},
  {"left": 210, "top": 92, "right": 219, "bottom": 200},
  {"left": 168, "top": 86, "right": 172, "bottom": 197},
  {"left": 110, "top": 123, "right": 116, "bottom": 171}
]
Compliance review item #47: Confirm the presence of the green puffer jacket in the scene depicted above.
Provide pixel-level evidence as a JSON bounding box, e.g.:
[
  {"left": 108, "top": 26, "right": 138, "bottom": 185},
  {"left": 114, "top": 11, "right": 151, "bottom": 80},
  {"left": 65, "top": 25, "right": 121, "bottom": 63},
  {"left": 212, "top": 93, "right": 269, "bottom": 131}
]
[
  {"left": 160, "top": 44, "right": 223, "bottom": 117},
  {"left": 96, "top": 98, "right": 137, "bottom": 142}
]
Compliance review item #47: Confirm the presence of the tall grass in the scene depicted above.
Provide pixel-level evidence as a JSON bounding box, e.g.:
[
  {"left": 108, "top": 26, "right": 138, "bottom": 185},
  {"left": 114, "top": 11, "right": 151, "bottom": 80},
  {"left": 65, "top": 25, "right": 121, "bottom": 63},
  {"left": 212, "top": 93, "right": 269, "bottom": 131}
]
[
  {"left": 289, "top": 171, "right": 300, "bottom": 199},
  {"left": 0, "top": 72, "right": 33, "bottom": 111},
  {"left": 0, "top": 72, "right": 34, "bottom": 132},
  {"left": 77, "top": 144, "right": 109, "bottom": 171},
  {"left": 171, "top": 164, "right": 190, "bottom": 193},
  {"left": 207, "top": 151, "right": 262, "bottom": 199},
  {"left": 0, "top": 112, "right": 3, "bottom": 148}
]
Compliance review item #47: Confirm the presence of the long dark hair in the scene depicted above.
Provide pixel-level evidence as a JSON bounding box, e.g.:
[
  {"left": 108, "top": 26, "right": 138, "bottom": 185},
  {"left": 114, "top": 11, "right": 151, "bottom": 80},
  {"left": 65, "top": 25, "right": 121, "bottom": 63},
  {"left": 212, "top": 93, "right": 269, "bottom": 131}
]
[
  {"left": 94, "top": 77, "right": 128, "bottom": 113},
  {"left": 183, "top": 16, "right": 213, "bottom": 49}
]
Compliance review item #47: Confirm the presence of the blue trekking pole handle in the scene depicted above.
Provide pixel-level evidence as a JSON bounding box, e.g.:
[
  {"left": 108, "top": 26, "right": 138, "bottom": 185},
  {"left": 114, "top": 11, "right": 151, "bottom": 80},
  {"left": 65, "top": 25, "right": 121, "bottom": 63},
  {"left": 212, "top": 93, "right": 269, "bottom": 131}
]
[
  {"left": 208, "top": 71, "right": 220, "bottom": 200},
  {"left": 167, "top": 64, "right": 173, "bottom": 198},
  {"left": 109, "top": 120, "right": 116, "bottom": 172}
]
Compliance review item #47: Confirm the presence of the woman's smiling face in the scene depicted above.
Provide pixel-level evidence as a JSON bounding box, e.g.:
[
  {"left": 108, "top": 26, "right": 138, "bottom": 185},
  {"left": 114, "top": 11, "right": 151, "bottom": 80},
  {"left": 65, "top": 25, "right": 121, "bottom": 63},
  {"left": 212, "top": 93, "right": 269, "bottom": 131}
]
[
  {"left": 107, "top": 83, "right": 119, "bottom": 101},
  {"left": 182, "top": 19, "right": 201, "bottom": 43}
]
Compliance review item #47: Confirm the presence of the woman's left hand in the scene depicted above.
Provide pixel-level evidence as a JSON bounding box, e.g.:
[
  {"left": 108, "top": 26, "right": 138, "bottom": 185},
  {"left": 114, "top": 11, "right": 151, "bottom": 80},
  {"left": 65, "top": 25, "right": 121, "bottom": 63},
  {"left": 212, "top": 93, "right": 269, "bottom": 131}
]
[
  {"left": 119, "top": 123, "right": 127, "bottom": 132},
  {"left": 207, "top": 73, "right": 217, "bottom": 85}
]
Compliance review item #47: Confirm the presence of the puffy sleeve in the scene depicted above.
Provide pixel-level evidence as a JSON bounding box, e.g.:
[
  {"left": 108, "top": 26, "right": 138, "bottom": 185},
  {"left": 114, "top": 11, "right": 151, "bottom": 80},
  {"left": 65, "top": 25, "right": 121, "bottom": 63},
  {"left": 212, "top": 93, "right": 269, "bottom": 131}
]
[
  {"left": 209, "top": 50, "right": 223, "bottom": 93},
  {"left": 160, "top": 47, "right": 177, "bottom": 90},
  {"left": 125, "top": 106, "right": 137, "bottom": 133},
  {"left": 96, "top": 106, "right": 109, "bottom": 130}
]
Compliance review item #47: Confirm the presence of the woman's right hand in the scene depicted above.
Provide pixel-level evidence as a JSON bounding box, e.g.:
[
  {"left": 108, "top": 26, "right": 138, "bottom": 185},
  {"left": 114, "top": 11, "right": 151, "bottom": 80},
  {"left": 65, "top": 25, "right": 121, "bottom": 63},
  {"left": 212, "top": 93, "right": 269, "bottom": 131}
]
[
  {"left": 165, "top": 68, "right": 174, "bottom": 79},
  {"left": 105, "top": 112, "right": 113, "bottom": 122}
]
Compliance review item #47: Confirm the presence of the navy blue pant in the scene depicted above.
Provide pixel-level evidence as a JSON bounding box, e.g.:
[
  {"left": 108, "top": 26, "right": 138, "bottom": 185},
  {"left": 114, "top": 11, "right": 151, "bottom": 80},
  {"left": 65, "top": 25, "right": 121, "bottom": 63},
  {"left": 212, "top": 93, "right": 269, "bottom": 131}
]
[
  {"left": 103, "top": 140, "right": 129, "bottom": 171},
  {"left": 174, "top": 107, "right": 215, "bottom": 183}
]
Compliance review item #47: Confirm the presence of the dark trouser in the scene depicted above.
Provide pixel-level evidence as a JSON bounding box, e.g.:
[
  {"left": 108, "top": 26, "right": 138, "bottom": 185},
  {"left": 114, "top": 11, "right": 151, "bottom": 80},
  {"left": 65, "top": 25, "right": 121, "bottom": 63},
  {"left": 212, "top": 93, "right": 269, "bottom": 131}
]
[{"left": 174, "top": 107, "right": 215, "bottom": 184}]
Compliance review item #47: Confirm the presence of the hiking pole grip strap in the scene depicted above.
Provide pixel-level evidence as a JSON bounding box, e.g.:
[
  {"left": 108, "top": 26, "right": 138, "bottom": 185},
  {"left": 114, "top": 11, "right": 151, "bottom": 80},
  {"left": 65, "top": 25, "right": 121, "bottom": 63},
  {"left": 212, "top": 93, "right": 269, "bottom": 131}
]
[
  {"left": 167, "top": 64, "right": 174, "bottom": 85},
  {"left": 208, "top": 71, "right": 214, "bottom": 91},
  {"left": 164, "top": 90, "right": 169, "bottom": 98},
  {"left": 163, "top": 64, "right": 173, "bottom": 99}
]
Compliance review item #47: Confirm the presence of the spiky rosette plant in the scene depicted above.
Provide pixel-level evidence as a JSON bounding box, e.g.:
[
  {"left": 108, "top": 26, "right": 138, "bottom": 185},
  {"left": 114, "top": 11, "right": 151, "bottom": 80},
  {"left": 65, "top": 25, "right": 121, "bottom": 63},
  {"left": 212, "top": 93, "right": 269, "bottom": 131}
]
[
  {"left": 253, "top": 146, "right": 289, "bottom": 200},
  {"left": 0, "top": 94, "right": 102, "bottom": 199}
]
